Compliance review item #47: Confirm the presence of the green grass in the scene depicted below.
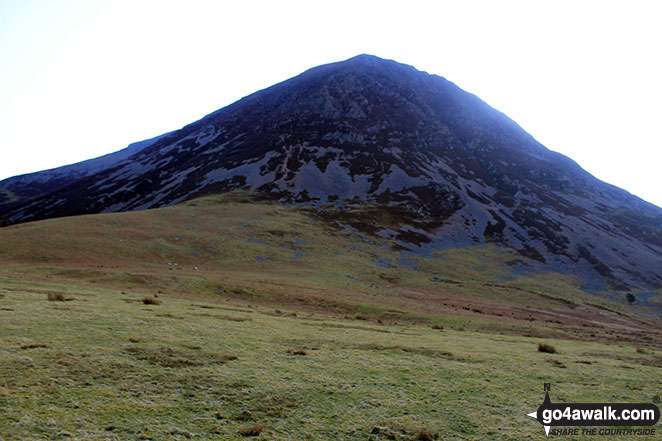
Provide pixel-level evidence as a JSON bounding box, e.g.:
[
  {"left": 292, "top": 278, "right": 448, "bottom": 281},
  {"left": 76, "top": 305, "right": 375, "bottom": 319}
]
[
  {"left": 1, "top": 193, "right": 654, "bottom": 317},
  {"left": 0, "top": 192, "right": 660, "bottom": 439},
  {"left": 0, "top": 287, "right": 660, "bottom": 440}
]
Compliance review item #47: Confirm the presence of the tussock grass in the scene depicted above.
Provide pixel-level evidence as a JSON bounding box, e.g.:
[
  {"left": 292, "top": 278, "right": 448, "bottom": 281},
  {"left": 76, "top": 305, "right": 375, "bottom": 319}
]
[
  {"left": 237, "top": 393, "right": 298, "bottom": 420},
  {"left": 191, "top": 312, "right": 250, "bottom": 321},
  {"left": 304, "top": 321, "right": 410, "bottom": 335},
  {"left": 124, "top": 345, "right": 236, "bottom": 367},
  {"left": 169, "top": 427, "right": 193, "bottom": 438},
  {"left": 538, "top": 342, "right": 557, "bottom": 353},
  {"left": 356, "top": 343, "right": 456, "bottom": 359},
  {"left": 20, "top": 342, "right": 49, "bottom": 349},
  {"left": 239, "top": 424, "right": 265, "bottom": 437},
  {"left": 47, "top": 292, "right": 66, "bottom": 301},
  {"left": 142, "top": 296, "right": 162, "bottom": 305},
  {"left": 125, "top": 345, "right": 200, "bottom": 367},
  {"left": 155, "top": 312, "right": 183, "bottom": 319},
  {"left": 372, "top": 419, "right": 439, "bottom": 440},
  {"left": 286, "top": 349, "right": 307, "bottom": 355},
  {"left": 416, "top": 429, "right": 439, "bottom": 440}
]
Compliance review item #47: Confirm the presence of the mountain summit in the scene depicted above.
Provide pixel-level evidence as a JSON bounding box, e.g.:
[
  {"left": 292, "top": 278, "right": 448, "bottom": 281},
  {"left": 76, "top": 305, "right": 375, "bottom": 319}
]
[{"left": 1, "top": 55, "right": 661, "bottom": 291}]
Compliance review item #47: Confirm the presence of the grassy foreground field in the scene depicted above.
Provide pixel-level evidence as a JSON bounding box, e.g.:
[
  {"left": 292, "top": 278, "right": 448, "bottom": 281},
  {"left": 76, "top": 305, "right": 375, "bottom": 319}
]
[
  {"left": 1, "top": 284, "right": 660, "bottom": 440},
  {"left": 0, "top": 193, "right": 660, "bottom": 440}
]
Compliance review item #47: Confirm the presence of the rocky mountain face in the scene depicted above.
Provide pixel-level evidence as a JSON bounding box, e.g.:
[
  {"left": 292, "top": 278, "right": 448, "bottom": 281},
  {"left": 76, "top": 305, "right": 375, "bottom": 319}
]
[
  {"left": 1, "top": 54, "right": 661, "bottom": 291},
  {"left": 0, "top": 132, "right": 171, "bottom": 214}
]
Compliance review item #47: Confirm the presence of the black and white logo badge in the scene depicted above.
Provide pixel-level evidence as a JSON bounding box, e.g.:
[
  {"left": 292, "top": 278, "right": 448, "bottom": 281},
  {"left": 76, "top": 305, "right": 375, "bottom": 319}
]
[{"left": 527, "top": 385, "right": 659, "bottom": 437}]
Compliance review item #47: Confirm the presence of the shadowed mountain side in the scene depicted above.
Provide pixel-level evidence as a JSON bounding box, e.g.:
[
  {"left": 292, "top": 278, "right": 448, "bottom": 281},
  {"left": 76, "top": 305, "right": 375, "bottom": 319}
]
[
  {"left": 0, "top": 131, "right": 172, "bottom": 213},
  {"left": 1, "top": 54, "right": 661, "bottom": 292}
]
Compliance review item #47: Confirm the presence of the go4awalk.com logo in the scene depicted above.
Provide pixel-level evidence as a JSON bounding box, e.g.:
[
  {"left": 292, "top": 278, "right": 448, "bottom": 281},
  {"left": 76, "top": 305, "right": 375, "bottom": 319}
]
[{"left": 526, "top": 384, "right": 660, "bottom": 437}]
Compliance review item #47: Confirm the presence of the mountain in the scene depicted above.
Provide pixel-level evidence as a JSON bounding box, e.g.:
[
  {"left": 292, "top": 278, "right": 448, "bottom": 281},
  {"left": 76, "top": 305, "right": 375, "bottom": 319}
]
[
  {"left": 0, "top": 131, "right": 171, "bottom": 213},
  {"left": 1, "top": 54, "right": 661, "bottom": 292}
]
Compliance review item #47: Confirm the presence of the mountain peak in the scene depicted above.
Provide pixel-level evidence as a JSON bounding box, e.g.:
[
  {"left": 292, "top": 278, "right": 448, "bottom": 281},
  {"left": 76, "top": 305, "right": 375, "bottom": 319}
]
[
  {"left": 342, "top": 53, "right": 399, "bottom": 66},
  {"left": 2, "top": 56, "right": 661, "bottom": 292},
  {"left": 295, "top": 54, "right": 421, "bottom": 87},
  {"left": 346, "top": 53, "right": 381, "bottom": 61}
]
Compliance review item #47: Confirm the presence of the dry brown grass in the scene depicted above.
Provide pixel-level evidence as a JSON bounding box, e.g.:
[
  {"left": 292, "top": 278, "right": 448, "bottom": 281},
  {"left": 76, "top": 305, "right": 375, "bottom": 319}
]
[
  {"left": 263, "top": 394, "right": 297, "bottom": 413},
  {"left": 357, "top": 343, "right": 455, "bottom": 359},
  {"left": 169, "top": 428, "right": 192, "bottom": 438},
  {"left": 546, "top": 359, "right": 567, "bottom": 368},
  {"left": 372, "top": 421, "right": 439, "bottom": 440},
  {"left": 584, "top": 352, "right": 662, "bottom": 368},
  {"left": 538, "top": 343, "right": 557, "bottom": 353},
  {"left": 156, "top": 313, "right": 184, "bottom": 319},
  {"left": 191, "top": 312, "right": 250, "bottom": 322},
  {"left": 191, "top": 304, "right": 253, "bottom": 313},
  {"left": 125, "top": 346, "right": 199, "bottom": 368},
  {"left": 286, "top": 349, "right": 307, "bottom": 355},
  {"left": 416, "top": 429, "right": 439, "bottom": 440},
  {"left": 243, "top": 393, "right": 298, "bottom": 419},
  {"left": 238, "top": 424, "right": 265, "bottom": 437},
  {"left": 125, "top": 345, "right": 237, "bottom": 367},
  {"left": 20, "top": 343, "right": 49, "bottom": 349},
  {"left": 303, "top": 321, "right": 417, "bottom": 335}
]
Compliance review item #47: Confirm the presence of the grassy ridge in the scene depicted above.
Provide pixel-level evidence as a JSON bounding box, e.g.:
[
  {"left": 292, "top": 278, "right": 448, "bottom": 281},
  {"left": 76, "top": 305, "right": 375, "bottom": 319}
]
[{"left": 0, "top": 193, "right": 657, "bottom": 338}]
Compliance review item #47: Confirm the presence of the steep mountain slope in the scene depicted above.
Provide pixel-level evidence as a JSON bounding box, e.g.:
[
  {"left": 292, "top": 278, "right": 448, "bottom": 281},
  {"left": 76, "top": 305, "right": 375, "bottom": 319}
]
[
  {"left": 0, "top": 131, "right": 171, "bottom": 213},
  {"left": 1, "top": 54, "right": 661, "bottom": 292}
]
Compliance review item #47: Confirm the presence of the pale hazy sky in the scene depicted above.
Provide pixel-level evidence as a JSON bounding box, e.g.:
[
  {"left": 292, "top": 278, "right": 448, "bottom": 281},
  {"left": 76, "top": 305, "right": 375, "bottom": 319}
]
[{"left": 1, "top": 0, "right": 661, "bottom": 206}]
